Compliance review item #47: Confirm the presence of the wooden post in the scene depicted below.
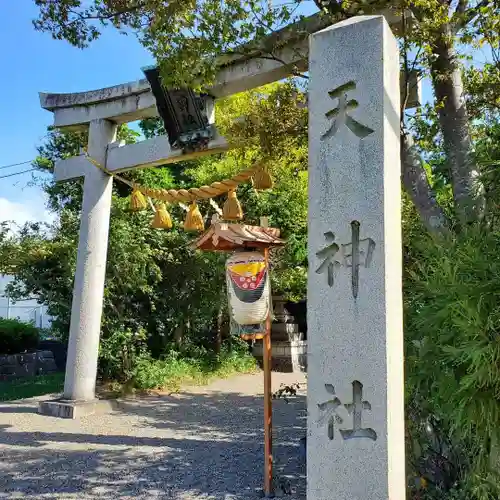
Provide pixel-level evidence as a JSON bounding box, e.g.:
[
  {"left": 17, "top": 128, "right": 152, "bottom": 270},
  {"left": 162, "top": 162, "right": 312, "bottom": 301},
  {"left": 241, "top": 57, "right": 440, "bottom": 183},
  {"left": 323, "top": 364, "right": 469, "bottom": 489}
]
[
  {"left": 263, "top": 247, "right": 273, "bottom": 497},
  {"left": 190, "top": 227, "right": 283, "bottom": 495}
]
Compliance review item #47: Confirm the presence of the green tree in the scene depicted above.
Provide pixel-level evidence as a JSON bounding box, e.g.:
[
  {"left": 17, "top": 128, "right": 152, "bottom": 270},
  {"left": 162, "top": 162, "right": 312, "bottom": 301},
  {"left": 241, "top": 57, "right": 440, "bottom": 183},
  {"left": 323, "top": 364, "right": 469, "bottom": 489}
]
[
  {"left": 21, "top": 3, "right": 500, "bottom": 494},
  {"left": 32, "top": 0, "right": 500, "bottom": 233},
  {"left": 185, "top": 82, "right": 308, "bottom": 300},
  {"left": 1, "top": 83, "right": 308, "bottom": 372}
]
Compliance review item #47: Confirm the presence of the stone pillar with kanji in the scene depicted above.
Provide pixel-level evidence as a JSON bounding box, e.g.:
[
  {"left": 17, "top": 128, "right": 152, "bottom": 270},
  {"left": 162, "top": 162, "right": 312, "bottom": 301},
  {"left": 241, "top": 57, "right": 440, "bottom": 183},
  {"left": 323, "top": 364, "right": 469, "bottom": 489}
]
[{"left": 307, "top": 16, "right": 405, "bottom": 499}]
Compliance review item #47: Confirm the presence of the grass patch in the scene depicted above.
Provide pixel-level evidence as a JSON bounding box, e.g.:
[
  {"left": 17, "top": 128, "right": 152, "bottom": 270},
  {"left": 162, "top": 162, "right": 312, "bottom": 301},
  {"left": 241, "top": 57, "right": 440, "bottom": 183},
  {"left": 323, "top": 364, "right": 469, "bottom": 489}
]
[
  {"left": 133, "top": 349, "right": 258, "bottom": 393},
  {"left": 103, "top": 343, "right": 259, "bottom": 396},
  {"left": 0, "top": 373, "right": 64, "bottom": 402}
]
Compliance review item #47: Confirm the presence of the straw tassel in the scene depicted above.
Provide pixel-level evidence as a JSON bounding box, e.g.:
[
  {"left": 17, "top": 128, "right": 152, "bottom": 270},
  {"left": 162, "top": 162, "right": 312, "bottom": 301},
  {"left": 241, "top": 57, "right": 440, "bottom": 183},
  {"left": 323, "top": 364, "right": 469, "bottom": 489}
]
[
  {"left": 222, "top": 190, "right": 243, "bottom": 221},
  {"left": 130, "top": 189, "right": 147, "bottom": 212},
  {"left": 183, "top": 202, "right": 205, "bottom": 231},
  {"left": 151, "top": 203, "right": 173, "bottom": 229},
  {"left": 252, "top": 164, "right": 273, "bottom": 190}
]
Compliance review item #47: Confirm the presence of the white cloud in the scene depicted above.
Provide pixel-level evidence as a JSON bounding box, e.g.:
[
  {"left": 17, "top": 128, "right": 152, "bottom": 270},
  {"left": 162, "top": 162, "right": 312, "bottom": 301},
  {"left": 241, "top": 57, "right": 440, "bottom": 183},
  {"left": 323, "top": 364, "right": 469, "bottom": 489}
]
[{"left": 0, "top": 197, "right": 54, "bottom": 228}]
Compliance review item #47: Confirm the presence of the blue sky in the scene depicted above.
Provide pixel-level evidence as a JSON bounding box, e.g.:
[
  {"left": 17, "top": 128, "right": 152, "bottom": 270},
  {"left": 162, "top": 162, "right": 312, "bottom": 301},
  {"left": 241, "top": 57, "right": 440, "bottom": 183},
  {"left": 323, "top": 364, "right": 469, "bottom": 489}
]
[{"left": 0, "top": 2, "right": 154, "bottom": 227}]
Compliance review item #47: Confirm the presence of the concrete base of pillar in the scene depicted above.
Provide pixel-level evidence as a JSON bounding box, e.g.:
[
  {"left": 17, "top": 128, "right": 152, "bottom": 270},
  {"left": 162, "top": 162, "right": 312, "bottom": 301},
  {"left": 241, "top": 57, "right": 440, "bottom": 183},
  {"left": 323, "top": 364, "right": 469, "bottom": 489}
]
[{"left": 38, "top": 398, "right": 115, "bottom": 419}]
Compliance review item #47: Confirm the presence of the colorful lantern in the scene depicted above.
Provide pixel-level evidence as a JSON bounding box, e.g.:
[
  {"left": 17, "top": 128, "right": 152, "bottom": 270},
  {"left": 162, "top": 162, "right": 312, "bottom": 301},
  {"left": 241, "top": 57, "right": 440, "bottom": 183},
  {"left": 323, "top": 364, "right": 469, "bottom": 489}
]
[{"left": 226, "top": 251, "right": 270, "bottom": 331}]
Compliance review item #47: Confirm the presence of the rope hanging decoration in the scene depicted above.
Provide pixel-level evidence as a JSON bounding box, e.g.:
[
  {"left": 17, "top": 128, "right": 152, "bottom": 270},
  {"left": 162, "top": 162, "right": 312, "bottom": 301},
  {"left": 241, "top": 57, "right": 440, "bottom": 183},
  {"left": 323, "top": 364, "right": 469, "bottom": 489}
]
[
  {"left": 151, "top": 203, "right": 173, "bottom": 229},
  {"left": 84, "top": 155, "right": 272, "bottom": 231},
  {"left": 252, "top": 163, "right": 273, "bottom": 190},
  {"left": 223, "top": 190, "right": 243, "bottom": 220}
]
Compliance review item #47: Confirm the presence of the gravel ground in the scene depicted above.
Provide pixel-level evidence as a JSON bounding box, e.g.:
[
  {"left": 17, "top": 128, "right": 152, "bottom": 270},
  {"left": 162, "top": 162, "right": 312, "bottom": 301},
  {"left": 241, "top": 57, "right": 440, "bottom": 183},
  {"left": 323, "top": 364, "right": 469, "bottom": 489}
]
[{"left": 0, "top": 372, "right": 306, "bottom": 499}]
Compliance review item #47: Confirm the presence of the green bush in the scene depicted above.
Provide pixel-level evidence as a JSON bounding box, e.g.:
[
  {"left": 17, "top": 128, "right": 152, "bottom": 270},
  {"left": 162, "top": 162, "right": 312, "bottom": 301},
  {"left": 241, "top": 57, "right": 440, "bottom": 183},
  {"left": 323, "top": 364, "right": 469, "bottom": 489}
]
[
  {"left": 405, "top": 226, "right": 500, "bottom": 499},
  {"left": 98, "top": 325, "right": 257, "bottom": 391},
  {"left": 99, "top": 328, "right": 148, "bottom": 382},
  {"left": 132, "top": 340, "right": 257, "bottom": 391},
  {"left": 132, "top": 354, "right": 180, "bottom": 390},
  {"left": 0, "top": 318, "right": 40, "bottom": 354}
]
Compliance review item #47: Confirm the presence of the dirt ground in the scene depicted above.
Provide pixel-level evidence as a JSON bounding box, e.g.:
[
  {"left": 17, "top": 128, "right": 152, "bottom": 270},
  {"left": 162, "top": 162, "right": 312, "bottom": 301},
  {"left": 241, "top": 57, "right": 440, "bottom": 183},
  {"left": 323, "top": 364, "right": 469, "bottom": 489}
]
[{"left": 0, "top": 372, "right": 307, "bottom": 499}]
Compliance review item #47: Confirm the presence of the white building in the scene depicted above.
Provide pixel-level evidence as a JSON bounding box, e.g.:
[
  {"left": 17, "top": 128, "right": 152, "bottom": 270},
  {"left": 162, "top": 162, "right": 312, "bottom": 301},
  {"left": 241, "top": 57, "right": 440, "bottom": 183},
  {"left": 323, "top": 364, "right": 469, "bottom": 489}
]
[{"left": 0, "top": 275, "right": 52, "bottom": 328}]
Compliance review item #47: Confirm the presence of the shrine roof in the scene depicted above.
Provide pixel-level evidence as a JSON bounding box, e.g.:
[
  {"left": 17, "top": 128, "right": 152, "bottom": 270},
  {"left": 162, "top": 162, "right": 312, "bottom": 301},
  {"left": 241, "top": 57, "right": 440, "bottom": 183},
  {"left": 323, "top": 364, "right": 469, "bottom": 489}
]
[{"left": 190, "top": 222, "right": 285, "bottom": 252}]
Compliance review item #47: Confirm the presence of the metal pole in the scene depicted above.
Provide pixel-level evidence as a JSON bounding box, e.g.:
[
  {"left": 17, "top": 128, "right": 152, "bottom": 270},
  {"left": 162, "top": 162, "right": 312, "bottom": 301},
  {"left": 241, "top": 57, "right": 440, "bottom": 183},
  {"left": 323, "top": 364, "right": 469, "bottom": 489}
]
[
  {"left": 6, "top": 295, "right": 10, "bottom": 319},
  {"left": 263, "top": 247, "right": 273, "bottom": 497}
]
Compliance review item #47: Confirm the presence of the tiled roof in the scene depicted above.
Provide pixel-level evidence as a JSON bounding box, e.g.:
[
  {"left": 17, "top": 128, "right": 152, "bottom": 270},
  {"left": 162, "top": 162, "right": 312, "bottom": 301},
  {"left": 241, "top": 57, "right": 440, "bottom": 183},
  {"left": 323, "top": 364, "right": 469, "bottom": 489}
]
[{"left": 190, "top": 222, "right": 285, "bottom": 251}]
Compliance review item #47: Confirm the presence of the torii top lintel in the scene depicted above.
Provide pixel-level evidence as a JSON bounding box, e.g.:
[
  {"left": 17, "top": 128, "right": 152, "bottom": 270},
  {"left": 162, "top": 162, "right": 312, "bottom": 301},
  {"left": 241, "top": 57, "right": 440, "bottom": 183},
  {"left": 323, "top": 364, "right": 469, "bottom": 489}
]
[{"left": 39, "top": 9, "right": 411, "bottom": 130}]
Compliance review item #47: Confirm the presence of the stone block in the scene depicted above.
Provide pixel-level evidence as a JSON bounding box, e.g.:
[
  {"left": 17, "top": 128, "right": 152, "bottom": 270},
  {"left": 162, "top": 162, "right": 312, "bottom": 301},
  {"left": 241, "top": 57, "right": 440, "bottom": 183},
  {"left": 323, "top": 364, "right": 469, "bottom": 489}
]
[
  {"left": 272, "top": 322, "right": 299, "bottom": 333},
  {"left": 18, "top": 353, "right": 36, "bottom": 364},
  {"left": 38, "top": 340, "right": 67, "bottom": 371},
  {"left": 0, "top": 364, "right": 17, "bottom": 376},
  {"left": 35, "top": 350, "right": 58, "bottom": 374},
  {"left": 0, "top": 350, "right": 59, "bottom": 379},
  {"left": 38, "top": 398, "right": 116, "bottom": 419},
  {"left": 17, "top": 363, "right": 36, "bottom": 377},
  {"left": 307, "top": 16, "right": 404, "bottom": 500},
  {"left": 0, "top": 355, "right": 17, "bottom": 366},
  {"left": 37, "top": 350, "right": 55, "bottom": 359},
  {"left": 252, "top": 340, "right": 308, "bottom": 373},
  {"left": 271, "top": 324, "right": 304, "bottom": 343}
]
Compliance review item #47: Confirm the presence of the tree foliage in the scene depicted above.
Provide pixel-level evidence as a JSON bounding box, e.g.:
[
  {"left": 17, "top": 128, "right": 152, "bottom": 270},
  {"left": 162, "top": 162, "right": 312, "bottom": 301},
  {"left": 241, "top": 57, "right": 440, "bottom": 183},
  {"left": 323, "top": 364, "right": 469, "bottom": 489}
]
[
  {"left": 0, "top": 318, "right": 40, "bottom": 355},
  {"left": 32, "top": 0, "right": 500, "bottom": 232},
  {"left": 185, "top": 82, "right": 308, "bottom": 300},
  {"left": 404, "top": 224, "right": 500, "bottom": 498},
  {"left": 1, "top": 82, "right": 308, "bottom": 377}
]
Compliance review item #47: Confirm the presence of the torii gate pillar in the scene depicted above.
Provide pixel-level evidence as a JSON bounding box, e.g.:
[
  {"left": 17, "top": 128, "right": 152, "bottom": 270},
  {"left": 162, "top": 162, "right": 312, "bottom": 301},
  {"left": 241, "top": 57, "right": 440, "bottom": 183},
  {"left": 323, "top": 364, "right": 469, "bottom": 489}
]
[
  {"left": 39, "top": 119, "right": 117, "bottom": 417},
  {"left": 64, "top": 119, "right": 116, "bottom": 401}
]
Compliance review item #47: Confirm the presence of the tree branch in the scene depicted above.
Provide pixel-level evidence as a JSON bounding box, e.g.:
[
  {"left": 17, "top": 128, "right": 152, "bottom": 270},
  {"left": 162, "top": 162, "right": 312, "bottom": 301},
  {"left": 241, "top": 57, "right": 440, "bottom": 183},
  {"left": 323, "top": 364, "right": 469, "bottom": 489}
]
[
  {"left": 401, "top": 131, "right": 450, "bottom": 235},
  {"left": 65, "top": 2, "right": 147, "bottom": 28},
  {"left": 452, "top": 0, "right": 490, "bottom": 31}
]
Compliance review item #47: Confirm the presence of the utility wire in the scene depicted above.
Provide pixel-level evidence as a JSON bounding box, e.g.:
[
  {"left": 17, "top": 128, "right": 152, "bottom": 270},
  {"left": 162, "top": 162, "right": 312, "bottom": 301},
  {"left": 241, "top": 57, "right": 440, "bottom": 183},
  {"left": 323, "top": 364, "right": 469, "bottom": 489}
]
[
  {"left": 0, "top": 169, "right": 37, "bottom": 180},
  {"left": 0, "top": 160, "right": 32, "bottom": 170},
  {"left": 0, "top": 132, "right": 54, "bottom": 171}
]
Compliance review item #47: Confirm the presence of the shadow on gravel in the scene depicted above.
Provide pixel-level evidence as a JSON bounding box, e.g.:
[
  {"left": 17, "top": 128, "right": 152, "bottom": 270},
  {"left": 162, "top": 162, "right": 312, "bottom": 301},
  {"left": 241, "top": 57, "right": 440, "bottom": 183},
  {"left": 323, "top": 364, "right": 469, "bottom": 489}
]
[
  {"left": 0, "top": 405, "right": 37, "bottom": 414},
  {"left": 0, "top": 391, "right": 306, "bottom": 499}
]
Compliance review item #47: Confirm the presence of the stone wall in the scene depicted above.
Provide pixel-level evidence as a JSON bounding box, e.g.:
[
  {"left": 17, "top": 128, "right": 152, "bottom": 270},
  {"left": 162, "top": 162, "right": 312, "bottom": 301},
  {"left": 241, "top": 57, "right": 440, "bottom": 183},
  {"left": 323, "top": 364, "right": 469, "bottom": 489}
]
[
  {"left": 38, "top": 340, "right": 67, "bottom": 372},
  {"left": 253, "top": 340, "right": 307, "bottom": 373},
  {"left": 0, "top": 350, "right": 58, "bottom": 381},
  {"left": 252, "top": 296, "right": 307, "bottom": 373}
]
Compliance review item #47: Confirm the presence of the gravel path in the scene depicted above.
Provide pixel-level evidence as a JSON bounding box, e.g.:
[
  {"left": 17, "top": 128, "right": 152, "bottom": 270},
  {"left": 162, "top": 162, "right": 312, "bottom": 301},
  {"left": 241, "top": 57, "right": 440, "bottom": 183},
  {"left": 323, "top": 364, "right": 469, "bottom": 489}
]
[{"left": 0, "top": 372, "right": 306, "bottom": 499}]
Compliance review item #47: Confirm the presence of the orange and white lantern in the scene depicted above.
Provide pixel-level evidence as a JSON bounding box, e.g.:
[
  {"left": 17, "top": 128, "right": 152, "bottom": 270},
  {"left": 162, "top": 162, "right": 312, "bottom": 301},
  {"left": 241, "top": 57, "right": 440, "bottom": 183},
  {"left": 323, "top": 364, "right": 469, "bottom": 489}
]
[{"left": 226, "top": 251, "right": 270, "bottom": 326}]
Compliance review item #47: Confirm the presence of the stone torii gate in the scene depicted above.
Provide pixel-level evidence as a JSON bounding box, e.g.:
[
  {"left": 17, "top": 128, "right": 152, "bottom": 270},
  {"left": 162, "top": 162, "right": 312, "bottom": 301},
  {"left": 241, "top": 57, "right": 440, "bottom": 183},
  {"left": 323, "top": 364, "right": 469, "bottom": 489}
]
[
  {"left": 38, "top": 11, "right": 413, "bottom": 499},
  {"left": 38, "top": 11, "right": 416, "bottom": 417}
]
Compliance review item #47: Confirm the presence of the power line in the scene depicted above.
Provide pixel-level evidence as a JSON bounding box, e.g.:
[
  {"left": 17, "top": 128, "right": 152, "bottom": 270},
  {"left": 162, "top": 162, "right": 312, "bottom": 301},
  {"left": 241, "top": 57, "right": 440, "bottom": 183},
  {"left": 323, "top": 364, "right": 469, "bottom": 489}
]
[
  {"left": 0, "top": 169, "right": 37, "bottom": 180},
  {"left": 0, "top": 131, "right": 55, "bottom": 171},
  {"left": 0, "top": 160, "right": 32, "bottom": 171}
]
